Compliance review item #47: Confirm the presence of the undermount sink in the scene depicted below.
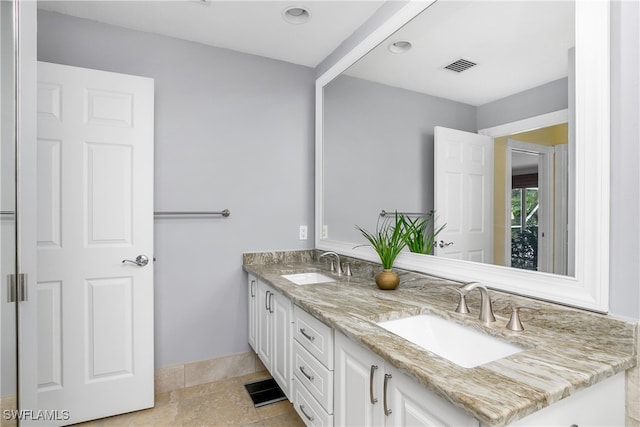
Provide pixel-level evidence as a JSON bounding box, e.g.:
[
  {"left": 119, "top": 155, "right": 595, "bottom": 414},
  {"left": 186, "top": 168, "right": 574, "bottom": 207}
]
[
  {"left": 281, "top": 272, "right": 336, "bottom": 285},
  {"left": 377, "top": 314, "right": 524, "bottom": 368}
]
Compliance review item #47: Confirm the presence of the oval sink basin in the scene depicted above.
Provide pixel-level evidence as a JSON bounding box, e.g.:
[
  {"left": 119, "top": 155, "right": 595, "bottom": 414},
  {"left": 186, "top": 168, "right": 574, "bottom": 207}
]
[
  {"left": 281, "top": 272, "right": 335, "bottom": 285},
  {"left": 377, "top": 314, "right": 524, "bottom": 368}
]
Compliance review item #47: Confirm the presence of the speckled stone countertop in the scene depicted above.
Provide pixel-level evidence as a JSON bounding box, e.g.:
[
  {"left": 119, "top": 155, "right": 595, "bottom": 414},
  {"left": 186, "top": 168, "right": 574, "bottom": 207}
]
[{"left": 242, "top": 250, "right": 638, "bottom": 426}]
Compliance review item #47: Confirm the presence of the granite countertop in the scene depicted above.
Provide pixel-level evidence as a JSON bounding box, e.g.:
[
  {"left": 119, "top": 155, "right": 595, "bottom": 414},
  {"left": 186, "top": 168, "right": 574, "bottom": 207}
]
[{"left": 242, "top": 251, "right": 637, "bottom": 426}]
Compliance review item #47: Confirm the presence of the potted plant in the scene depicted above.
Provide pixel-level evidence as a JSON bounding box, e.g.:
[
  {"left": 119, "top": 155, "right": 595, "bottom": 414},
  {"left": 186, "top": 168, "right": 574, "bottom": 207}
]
[
  {"left": 398, "top": 211, "right": 446, "bottom": 255},
  {"left": 355, "top": 212, "right": 408, "bottom": 290}
]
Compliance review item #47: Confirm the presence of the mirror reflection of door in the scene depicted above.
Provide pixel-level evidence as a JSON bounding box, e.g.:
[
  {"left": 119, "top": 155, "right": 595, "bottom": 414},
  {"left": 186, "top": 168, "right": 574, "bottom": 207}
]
[{"left": 434, "top": 126, "right": 493, "bottom": 263}]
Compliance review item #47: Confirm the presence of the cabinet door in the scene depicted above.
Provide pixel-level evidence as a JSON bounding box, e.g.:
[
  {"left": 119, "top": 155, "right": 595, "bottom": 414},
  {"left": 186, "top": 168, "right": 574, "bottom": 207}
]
[
  {"left": 271, "top": 290, "right": 292, "bottom": 399},
  {"left": 248, "top": 275, "right": 258, "bottom": 351},
  {"left": 257, "top": 281, "right": 273, "bottom": 369},
  {"left": 385, "top": 365, "right": 478, "bottom": 427},
  {"left": 334, "top": 332, "right": 385, "bottom": 427}
]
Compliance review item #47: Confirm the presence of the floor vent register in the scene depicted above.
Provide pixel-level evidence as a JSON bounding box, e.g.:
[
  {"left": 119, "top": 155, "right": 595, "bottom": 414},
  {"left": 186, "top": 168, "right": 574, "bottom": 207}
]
[{"left": 243, "top": 378, "right": 287, "bottom": 407}]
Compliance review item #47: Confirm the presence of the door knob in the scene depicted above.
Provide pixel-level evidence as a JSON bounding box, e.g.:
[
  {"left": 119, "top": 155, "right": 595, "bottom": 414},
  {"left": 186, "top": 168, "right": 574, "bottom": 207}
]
[
  {"left": 122, "top": 255, "right": 149, "bottom": 267},
  {"left": 438, "top": 240, "right": 454, "bottom": 248}
]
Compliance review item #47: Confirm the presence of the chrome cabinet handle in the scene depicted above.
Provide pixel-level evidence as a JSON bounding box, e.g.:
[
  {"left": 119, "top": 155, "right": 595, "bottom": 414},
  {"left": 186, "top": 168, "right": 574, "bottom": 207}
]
[
  {"left": 383, "top": 373, "right": 392, "bottom": 416},
  {"left": 268, "top": 292, "right": 274, "bottom": 313},
  {"left": 299, "top": 404, "right": 314, "bottom": 421},
  {"left": 250, "top": 280, "right": 256, "bottom": 297},
  {"left": 299, "top": 328, "right": 315, "bottom": 342},
  {"left": 265, "top": 291, "right": 271, "bottom": 311},
  {"left": 299, "top": 365, "right": 314, "bottom": 381},
  {"left": 122, "top": 255, "right": 149, "bottom": 266},
  {"left": 370, "top": 365, "right": 379, "bottom": 404}
]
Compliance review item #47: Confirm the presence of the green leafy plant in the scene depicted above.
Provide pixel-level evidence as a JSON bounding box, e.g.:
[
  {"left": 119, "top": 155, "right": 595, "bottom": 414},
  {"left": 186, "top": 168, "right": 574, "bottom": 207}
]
[
  {"left": 397, "top": 211, "right": 446, "bottom": 255},
  {"left": 355, "top": 212, "right": 408, "bottom": 269}
]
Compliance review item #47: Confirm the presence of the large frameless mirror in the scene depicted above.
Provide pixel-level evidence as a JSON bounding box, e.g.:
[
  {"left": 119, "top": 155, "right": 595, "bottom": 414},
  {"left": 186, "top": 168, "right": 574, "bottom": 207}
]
[{"left": 316, "top": 0, "right": 610, "bottom": 311}]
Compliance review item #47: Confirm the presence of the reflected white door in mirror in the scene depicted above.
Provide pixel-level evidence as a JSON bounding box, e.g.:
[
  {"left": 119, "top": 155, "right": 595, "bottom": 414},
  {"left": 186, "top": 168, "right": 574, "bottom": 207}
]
[{"left": 315, "top": 1, "right": 610, "bottom": 311}]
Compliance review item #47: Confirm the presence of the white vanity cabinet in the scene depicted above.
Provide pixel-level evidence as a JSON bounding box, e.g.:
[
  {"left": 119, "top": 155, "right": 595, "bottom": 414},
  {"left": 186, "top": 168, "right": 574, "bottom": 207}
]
[
  {"left": 292, "top": 305, "right": 335, "bottom": 427},
  {"left": 252, "top": 278, "right": 293, "bottom": 399},
  {"left": 335, "top": 331, "right": 478, "bottom": 427}
]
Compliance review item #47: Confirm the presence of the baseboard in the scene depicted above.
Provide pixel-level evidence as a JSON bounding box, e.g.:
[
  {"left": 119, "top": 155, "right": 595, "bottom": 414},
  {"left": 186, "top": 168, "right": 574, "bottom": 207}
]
[{"left": 154, "top": 351, "right": 264, "bottom": 394}]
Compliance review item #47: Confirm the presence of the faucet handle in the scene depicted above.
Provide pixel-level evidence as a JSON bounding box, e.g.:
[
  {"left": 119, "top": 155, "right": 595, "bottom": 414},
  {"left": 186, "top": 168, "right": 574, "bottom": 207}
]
[
  {"left": 328, "top": 259, "right": 338, "bottom": 273},
  {"left": 506, "top": 306, "right": 537, "bottom": 332},
  {"left": 451, "top": 288, "right": 470, "bottom": 315},
  {"left": 343, "top": 263, "right": 352, "bottom": 276}
]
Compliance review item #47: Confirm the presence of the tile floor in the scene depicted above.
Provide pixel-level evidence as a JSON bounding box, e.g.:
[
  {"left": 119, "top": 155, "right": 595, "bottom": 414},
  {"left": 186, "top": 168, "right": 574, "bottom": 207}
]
[{"left": 74, "top": 371, "right": 305, "bottom": 427}]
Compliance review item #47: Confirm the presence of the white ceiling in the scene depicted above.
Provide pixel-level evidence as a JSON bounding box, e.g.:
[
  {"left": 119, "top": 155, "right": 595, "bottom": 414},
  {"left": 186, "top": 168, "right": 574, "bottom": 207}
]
[
  {"left": 37, "top": 0, "right": 387, "bottom": 68},
  {"left": 345, "top": 1, "right": 575, "bottom": 106},
  {"left": 38, "top": 1, "right": 575, "bottom": 106}
]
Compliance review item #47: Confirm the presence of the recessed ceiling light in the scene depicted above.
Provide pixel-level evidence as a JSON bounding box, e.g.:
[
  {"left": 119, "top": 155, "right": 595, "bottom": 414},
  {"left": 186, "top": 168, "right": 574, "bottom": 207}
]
[
  {"left": 388, "top": 40, "right": 412, "bottom": 54},
  {"left": 282, "top": 6, "right": 311, "bottom": 24}
]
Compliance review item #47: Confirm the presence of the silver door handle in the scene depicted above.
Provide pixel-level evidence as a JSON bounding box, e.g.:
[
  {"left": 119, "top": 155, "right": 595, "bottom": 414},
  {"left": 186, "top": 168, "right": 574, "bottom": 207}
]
[
  {"left": 122, "top": 255, "right": 149, "bottom": 267},
  {"left": 438, "top": 240, "right": 454, "bottom": 248}
]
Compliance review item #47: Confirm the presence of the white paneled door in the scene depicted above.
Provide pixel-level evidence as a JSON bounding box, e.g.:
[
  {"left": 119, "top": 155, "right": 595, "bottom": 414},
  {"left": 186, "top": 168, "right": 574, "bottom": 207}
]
[
  {"left": 36, "top": 61, "right": 154, "bottom": 425},
  {"left": 434, "top": 126, "right": 493, "bottom": 264}
]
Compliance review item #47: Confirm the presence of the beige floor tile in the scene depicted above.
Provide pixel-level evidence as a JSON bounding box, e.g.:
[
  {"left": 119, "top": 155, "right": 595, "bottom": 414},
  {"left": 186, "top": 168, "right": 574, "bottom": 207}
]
[
  {"left": 260, "top": 411, "right": 306, "bottom": 427},
  {"left": 179, "top": 386, "right": 260, "bottom": 426},
  {"left": 70, "top": 375, "right": 303, "bottom": 427},
  {"left": 177, "top": 377, "right": 243, "bottom": 401},
  {"left": 255, "top": 400, "right": 295, "bottom": 420},
  {"left": 237, "top": 371, "right": 271, "bottom": 385}
]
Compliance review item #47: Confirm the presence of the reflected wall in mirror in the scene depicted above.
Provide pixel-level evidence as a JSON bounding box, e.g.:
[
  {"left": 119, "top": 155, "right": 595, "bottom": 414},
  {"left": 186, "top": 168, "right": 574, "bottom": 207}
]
[
  {"left": 317, "top": 0, "right": 610, "bottom": 311},
  {"left": 323, "top": 0, "right": 574, "bottom": 276}
]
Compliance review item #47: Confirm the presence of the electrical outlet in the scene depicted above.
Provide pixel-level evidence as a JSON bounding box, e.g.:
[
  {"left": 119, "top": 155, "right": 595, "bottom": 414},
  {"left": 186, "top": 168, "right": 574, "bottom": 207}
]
[
  {"left": 299, "top": 225, "right": 308, "bottom": 240},
  {"left": 322, "top": 225, "right": 328, "bottom": 239}
]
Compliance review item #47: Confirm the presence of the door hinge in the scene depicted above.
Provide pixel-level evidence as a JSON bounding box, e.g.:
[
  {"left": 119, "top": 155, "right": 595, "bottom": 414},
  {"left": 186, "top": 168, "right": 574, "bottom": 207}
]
[{"left": 7, "top": 273, "right": 28, "bottom": 302}]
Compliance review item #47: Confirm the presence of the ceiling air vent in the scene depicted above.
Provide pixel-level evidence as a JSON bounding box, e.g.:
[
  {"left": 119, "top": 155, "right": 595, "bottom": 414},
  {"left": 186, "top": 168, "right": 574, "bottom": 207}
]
[{"left": 443, "top": 58, "right": 477, "bottom": 73}]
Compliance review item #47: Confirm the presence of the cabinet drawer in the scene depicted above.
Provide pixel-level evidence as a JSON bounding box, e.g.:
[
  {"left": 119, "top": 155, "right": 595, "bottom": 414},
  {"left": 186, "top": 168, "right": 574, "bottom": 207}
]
[
  {"left": 293, "top": 305, "right": 333, "bottom": 369},
  {"left": 293, "top": 340, "right": 333, "bottom": 413},
  {"left": 293, "top": 377, "right": 333, "bottom": 427}
]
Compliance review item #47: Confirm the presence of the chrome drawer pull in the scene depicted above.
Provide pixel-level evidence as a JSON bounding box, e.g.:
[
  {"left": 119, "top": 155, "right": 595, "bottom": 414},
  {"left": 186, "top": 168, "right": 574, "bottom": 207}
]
[
  {"left": 384, "top": 373, "right": 392, "bottom": 416},
  {"left": 370, "top": 365, "right": 379, "bottom": 404},
  {"left": 299, "top": 365, "right": 314, "bottom": 381},
  {"left": 299, "top": 404, "right": 314, "bottom": 421},
  {"left": 300, "top": 328, "right": 315, "bottom": 342}
]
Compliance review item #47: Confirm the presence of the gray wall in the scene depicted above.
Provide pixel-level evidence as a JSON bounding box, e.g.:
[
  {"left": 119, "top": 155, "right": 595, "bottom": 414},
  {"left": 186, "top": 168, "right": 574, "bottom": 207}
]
[
  {"left": 476, "top": 78, "right": 569, "bottom": 130},
  {"left": 323, "top": 74, "right": 566, "bottom": 244},
  {"left": 609, "top": 0, "right": 640, "bottom": 319},
  {"left": 37, "top": 10, "right": 316, "bottom": 367},
  {"left": 323, "top": 75, "right": 476, "bottom": 243}
]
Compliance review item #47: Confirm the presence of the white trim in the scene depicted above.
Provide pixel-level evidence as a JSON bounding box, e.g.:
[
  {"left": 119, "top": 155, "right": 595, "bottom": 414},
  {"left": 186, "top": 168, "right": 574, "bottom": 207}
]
[
  {"left": 478, "top": 110, "right": 568, "bottom": 137},
  {"left": 316, "top": 1, "right": 610, "bottom": 312},
  {"left": 16, "top": 0, "right": 40, "bottom": 417},
  {"left": 554, "top": 144, "right": 570, "bottom": 276}
]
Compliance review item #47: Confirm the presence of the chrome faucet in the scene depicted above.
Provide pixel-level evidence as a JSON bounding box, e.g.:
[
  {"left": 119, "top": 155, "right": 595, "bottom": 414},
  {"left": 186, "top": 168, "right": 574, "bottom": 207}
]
[
  {"left": 459, "top": 282, "right": 496, "bottom": 323},
  {"left": 320, "top": 251, "right": 342, "bottom": 276}
]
